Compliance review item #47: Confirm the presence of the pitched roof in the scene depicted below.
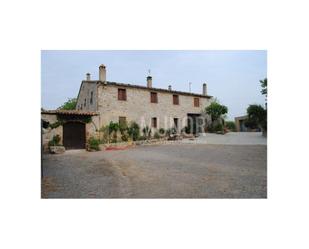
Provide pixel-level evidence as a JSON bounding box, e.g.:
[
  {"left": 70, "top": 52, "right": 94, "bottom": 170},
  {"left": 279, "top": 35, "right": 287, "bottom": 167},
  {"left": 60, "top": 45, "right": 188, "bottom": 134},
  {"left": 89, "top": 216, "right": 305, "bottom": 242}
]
[
  {"left": 41, "top": 110, "right": 98, "bottom": 116},
  {"left": 82, "top": 80, "right": 213, "bottom": 98}
]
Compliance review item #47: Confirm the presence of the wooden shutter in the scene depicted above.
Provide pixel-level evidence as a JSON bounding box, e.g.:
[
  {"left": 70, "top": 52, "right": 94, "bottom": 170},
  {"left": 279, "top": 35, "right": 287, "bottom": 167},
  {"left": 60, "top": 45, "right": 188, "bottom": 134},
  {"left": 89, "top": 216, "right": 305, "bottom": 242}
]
[
  {"left": 118, "top": 89, "right": 126, "bottom": 101},
  {"left": 194, "top": 97, "right": 199, "bottom": 107},
  {"left": 173, "top": 95, "right": 179, "bottom": 105},
  {"left": 151, "top": 92, "right": 158, "bottom": 103}
]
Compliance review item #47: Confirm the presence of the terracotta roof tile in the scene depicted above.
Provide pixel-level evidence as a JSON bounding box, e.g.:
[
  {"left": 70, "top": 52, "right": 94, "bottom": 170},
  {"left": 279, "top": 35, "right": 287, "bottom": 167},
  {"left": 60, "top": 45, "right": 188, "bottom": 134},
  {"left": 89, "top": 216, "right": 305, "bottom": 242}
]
[
  {"left": 82, "top": 80, "right": 213, "bottom": 98},
  {"left": 41, "top": 110, "right": 98, "bottom": 116}
]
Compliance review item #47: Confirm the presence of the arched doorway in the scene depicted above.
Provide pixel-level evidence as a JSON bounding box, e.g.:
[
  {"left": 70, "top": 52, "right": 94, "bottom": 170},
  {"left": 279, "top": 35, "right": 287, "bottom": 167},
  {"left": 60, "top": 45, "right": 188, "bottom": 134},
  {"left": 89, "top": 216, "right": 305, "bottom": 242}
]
[{"left": 63, "top": 122, "right": 86, "bottom": 149}]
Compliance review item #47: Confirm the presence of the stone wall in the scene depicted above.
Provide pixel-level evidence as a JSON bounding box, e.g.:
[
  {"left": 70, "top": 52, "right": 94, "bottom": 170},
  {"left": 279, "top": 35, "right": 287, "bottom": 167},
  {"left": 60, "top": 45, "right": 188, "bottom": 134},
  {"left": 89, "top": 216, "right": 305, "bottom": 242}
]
[
  {"left": 97, "top": 84, "right": 212, "bottom": 130},
  {"left": 76, "top": 81, "right": 98, "bottom": 112},
  {"left": 41, "top": 113, "right": 99, "bottom": 151},
  {"left": 41, "top": 113, "right": 63, "bottom": 152}
]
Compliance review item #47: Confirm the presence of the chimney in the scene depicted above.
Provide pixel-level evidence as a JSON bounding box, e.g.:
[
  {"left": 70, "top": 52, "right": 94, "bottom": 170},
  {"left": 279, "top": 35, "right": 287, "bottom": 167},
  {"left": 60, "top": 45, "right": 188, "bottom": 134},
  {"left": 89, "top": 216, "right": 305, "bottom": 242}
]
[
  {"left": 147, "top": 76, "right": 152, "bottom": 88},
  {"left": 86, "top": 73, "right": 91, "bottom": 81},
  {"left": 168, "top": 85, "right": 172, "bottom": 91},
  {"left": 203, "top": 83, "right": 207, "bottom": 95},
  {"left": 99, "top": 64, "right": 106, "bottom": 82}
]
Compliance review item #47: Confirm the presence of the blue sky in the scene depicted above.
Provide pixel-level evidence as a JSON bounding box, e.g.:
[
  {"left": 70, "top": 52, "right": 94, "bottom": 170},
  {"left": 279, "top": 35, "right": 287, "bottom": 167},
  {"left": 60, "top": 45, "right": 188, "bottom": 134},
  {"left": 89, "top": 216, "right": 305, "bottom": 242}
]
[{"left": 41, "top": 50, "right": 267, "bottom": 120}]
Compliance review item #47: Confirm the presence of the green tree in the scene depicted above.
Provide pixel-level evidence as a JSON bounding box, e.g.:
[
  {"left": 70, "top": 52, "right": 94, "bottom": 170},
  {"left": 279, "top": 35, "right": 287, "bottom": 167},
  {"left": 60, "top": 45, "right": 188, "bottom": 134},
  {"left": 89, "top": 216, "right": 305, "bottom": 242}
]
[
  {"left": 246, "top": 104, "right": 267, "bottom": 131},
  {"left": 205, "top": 101, "right": 228, "bottom": 123},
  {"left": 57, "top": 98, "right": 77, "bottom": 110},
  {"left": 260, "top": 78, "right": 267, "bottom": 96},
  {"left": 225, "top": 121, "right": 236, "bottom": 131}
]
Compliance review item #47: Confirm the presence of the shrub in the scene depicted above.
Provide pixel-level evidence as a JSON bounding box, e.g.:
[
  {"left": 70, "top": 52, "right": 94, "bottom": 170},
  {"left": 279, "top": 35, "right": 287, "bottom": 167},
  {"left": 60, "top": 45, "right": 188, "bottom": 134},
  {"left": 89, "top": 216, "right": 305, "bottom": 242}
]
[
  {"left": 154, "top": 131, "right": 160, "bottom": 139},
  {"left": 166, "top": 128, "right": 176, "bottom": 136},
  {"left": 158, "top": 128, "right": 165, "bottom": 136},
  {"left": 225, "top": 121, "right": 236, "bottom": 131},
  {"left": 214, "top": 123, "right": 223, "bottom": 132},
  {"left": 142, "top": 126, "right": 151, "bottom": 139},
  {"left": 48, "top": 135, "right": 61, "bottom": 146},
  {"left": 121, "top": 133, "right": 129, "bottom": 142},
  {"left": 88, "top": 137, "right": 100, "bottom": 151},
  {"left": 99, "top": 125, "right": 110, "bottom": 143},
  {"left": 128, "top": 121, "right": 140, "bottom": 141},
  {"left": 181, "top": 126, "right": 192, "bottom": 134},
  {"left": 108, "top": 121, "right": 119, "bottom": 142},
  {"left": 138, "top": 135, "right": 147, "bottom": 141}
]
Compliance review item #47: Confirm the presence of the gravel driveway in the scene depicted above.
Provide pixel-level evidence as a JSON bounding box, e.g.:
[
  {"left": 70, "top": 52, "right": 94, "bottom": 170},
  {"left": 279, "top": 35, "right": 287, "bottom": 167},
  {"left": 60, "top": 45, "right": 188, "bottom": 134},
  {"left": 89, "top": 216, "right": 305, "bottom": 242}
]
[
  {"left": 42, "top": 142, "right": 267, "bottom": 198},
  {"left": 183, "top": 132, "right": 267, "bottom": 145}
]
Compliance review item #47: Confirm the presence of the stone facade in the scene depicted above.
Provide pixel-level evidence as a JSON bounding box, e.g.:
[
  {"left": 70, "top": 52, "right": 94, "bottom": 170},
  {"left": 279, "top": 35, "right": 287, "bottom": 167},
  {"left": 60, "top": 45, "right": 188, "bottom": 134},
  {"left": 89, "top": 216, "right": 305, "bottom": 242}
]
[
  {"left": 96, "top": 84, "right": 211, "bottom": 130},
  {"left": 76, "top": 65, "right": 213, "bottom": 131},
  {"left": 41, "top": 112, "right": 100, "bottom": 152},
  {"left": 76, "top": 81, "right": 98, "bottom": 112},
  {"left": 41, "top": 113, "right": 63, "bottom": 152}
]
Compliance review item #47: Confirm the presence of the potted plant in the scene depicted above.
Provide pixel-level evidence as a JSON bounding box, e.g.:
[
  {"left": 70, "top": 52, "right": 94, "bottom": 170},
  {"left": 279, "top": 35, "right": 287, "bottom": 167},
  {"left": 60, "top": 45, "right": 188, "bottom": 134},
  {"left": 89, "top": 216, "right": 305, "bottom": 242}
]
[{"left": 48, "top": 135, "right": 65, "bottom": 154}]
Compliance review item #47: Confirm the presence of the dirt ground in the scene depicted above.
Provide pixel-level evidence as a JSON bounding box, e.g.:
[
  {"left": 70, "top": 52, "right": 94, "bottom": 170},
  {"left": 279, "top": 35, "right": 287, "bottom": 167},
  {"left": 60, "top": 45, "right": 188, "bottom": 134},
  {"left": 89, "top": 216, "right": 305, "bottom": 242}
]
[{"left": 41, "top": 143, "right": 267, "bottom": 198}]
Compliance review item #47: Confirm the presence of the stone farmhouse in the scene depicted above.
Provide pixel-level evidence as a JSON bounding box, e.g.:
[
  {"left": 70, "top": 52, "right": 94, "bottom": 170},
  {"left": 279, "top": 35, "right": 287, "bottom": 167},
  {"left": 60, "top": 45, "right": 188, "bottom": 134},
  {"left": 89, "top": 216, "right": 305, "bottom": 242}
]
[{"left": 42, "top": 64, "right": 213, "bottom": 150}]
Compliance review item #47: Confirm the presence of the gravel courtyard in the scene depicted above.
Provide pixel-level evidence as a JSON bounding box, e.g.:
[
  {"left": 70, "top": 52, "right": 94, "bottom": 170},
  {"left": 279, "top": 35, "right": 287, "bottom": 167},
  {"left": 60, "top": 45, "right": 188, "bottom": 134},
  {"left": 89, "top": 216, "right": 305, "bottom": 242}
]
[{"left": 42, "top": 137, "right": 267, "bottom": 198}]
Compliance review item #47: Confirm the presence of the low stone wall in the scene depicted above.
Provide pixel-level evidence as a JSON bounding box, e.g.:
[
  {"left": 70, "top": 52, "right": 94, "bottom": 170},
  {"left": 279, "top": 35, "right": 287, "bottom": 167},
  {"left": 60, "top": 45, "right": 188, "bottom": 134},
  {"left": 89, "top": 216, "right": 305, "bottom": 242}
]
[{"left": 97, "top": 138, "right": 184, "bottom": 151}]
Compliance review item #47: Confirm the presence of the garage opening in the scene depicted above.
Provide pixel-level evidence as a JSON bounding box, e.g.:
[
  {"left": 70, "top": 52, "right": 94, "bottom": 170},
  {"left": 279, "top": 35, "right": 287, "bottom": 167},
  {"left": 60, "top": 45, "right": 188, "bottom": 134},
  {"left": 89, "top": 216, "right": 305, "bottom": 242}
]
[{"left": 63, "top": 122, "right": 86, "bottom": 149}]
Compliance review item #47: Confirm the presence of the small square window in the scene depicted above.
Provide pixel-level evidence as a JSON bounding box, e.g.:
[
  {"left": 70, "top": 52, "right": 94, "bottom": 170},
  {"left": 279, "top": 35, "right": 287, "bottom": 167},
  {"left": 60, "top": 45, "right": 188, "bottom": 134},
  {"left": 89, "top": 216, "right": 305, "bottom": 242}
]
[
  {"left": 118, "top": 88, "right": 127, "bottom": 101},
  {"left": 194, "top": 97, "right": 200, "bottom": 107},
  {"left": 150, "top": 92, "right": 158, "bottom": 103}
]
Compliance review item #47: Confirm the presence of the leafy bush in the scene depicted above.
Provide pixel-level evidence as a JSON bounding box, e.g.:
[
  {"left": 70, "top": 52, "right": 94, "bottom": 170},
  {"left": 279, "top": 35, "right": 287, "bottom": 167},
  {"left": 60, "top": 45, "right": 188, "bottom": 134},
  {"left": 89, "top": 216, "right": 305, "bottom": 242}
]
[
  {"left": 138, "top": 135, "right": 147, "bottom": 141},
  {"left": 182, "top": 126, "right": 191, "bottom": 134},
  {"left": 225, "top": 121, "right": 236, "bottom": 131},
  {"left": 99, "top": 125, "right": 110, "bottom": 143},
  {"left": 158, "top": 128, "right": 165, "bottom": 136},
  {"left": 88, "top": 137, "right": 100, "bottom": 151},
  {"left": 48, "top": 135, "right": 61, "bottom": 146},
  {"left": 128, "top": 121, "right": 140, "bottom": 141},
  {"left": 214, "top": 123, "right": 223, "bottom": 132},
  {"left": 166, "top": 128, "right": 177, "bottom": 136},
  {"left": 108, "top": 121, "right": 119, "bottom": 142}
]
